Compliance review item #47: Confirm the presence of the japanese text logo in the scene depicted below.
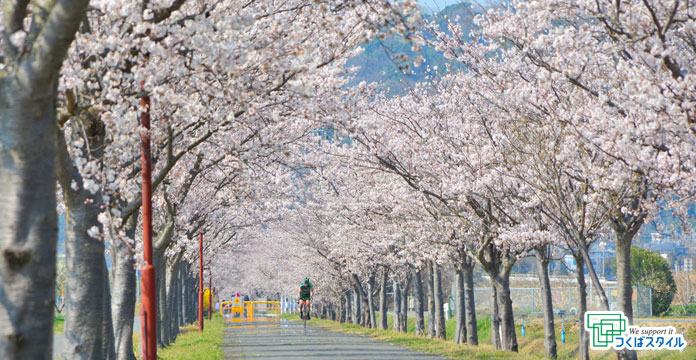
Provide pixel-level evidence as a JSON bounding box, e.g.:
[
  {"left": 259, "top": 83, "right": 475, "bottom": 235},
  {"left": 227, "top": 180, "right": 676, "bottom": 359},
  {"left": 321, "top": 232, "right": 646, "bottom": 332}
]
[{"left": 585, "top": 311, "right": 686, "bottom": 351}]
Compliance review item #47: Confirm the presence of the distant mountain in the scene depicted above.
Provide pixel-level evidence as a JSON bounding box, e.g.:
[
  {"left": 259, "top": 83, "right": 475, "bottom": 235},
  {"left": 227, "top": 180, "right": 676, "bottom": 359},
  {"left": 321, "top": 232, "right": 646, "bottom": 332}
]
[{"left": 345, "top": 2, "right": 479, "bottom": 95}]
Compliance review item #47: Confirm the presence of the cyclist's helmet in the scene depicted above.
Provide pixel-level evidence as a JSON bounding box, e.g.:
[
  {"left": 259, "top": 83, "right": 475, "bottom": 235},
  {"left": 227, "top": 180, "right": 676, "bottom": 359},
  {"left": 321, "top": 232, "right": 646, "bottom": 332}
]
[{"left": 303, "top": 277, "right": 310, "bottom": 284}]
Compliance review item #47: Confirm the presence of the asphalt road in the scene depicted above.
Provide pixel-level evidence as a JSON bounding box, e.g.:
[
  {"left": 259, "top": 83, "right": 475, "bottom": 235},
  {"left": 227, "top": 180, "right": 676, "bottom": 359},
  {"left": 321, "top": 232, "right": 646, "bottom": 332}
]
[{"left": 222, "top": 318, "right": 443, "bottom": 360}]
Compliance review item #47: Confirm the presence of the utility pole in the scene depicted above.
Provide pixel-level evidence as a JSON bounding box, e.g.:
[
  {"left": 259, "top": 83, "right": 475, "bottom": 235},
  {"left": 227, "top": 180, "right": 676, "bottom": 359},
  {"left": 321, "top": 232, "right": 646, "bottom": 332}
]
[
  {"left": 209, "top": 270, "right": 213, "bottom": 320},
  {"left": 140, "top": 83, "right": 157, "bottom": 360},
  {"left": 199, "top": 232, "right": 204, "bottom": 331}
]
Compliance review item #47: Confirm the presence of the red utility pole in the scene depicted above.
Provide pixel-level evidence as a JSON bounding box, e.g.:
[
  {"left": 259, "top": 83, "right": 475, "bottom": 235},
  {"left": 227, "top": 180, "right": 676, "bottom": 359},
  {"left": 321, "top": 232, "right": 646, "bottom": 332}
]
[
  {"left": 140, "top": 83, "right": 157, "bottom": 360},
  {"left": 209, "top": 270, "right": 213, "bottom": 320},
  {"left": 199, "top": 232, "right": 204, "bottom": 331}
]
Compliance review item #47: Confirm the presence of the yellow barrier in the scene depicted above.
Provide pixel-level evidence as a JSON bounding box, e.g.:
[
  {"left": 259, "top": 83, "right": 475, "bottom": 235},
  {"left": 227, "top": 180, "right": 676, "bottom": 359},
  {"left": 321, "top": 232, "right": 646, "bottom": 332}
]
[
  {"left": 220, "top": 298, "right": 245, "bottom": 317},
  {"left": 244, "top": 301, "right": 280, "bottom": 316},
  {"left": 220, "top": 300, "right": 280, "bottom": 319}
]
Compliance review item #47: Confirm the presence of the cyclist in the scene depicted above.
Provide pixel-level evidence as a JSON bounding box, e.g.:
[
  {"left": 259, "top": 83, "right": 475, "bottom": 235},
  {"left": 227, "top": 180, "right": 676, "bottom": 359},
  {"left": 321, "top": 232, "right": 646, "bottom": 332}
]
[{"left": 298, "top": 277, "right": 314, "bottom": 320}]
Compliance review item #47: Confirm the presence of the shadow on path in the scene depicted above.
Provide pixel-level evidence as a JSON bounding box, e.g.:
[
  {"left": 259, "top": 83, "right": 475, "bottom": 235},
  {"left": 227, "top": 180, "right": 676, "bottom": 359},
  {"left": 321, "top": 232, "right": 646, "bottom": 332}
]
[{"left": 222, "top": 317, "right": 443, "bottom": 360}]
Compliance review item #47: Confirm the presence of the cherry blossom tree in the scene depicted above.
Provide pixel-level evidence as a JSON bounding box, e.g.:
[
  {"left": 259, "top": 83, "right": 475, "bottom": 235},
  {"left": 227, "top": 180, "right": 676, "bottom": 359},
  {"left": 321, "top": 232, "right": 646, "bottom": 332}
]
[
  {"left": 0, "top": 1, "right": 91, "bottom": 359},
  {"left": 426, "top": 1, "right": 696, "bottom": 358}
]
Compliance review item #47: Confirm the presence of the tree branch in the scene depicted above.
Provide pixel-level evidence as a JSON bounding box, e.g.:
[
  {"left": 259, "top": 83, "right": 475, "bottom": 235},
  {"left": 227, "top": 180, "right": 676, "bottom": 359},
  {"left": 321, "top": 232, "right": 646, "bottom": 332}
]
[
  {"left": 2, "top": 0, "right": 31, "bottom": 62},
  {"left": 20, "top": 0, "right": 91, "bottom": 87}
]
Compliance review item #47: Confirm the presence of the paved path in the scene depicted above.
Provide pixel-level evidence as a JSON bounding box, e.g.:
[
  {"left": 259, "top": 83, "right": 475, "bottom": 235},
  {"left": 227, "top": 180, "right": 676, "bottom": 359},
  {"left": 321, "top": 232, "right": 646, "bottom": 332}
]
[{"left": 222, "top": 318, "right": 442, "bottom": 360}]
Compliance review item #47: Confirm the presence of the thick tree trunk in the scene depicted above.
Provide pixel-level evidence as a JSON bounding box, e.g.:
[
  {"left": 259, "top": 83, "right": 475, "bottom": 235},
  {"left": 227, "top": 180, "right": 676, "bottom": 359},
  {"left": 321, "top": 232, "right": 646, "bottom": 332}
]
[
  {"left": 413, "top": 269, "right": 425, "bottom": 336},
  {"left": 61, "top": 199, "right": 112, "bottom": 359},
  {"left": 111, "top": 230, "right": 137, "bottom": 360},
  {"left": 367, "top": 275, "right": 377, "bottom": 329},
  {"left": 338, "top": 296, "right": 346, "bottom": 323},
  {"left": 490, "top": 284, "right": 501, "bottom": 349},
  {"left": 454, "top": 268, "right": 467, "bottom": 344},
  {"left": 433, "top": 263, "right": 446, "bottom": 339},
  {"left": 493, "top": 274, "right": 518, "bottom": 352},
  {"left": 361, "top": 287, "right": 371, "bottom": 328},
  {"left": 535, "top": 247, "right": 557, "bottom": 359},
  {"left": 393, "top": 278, "right": 402, "bottom": 332},
  {"left": 103, "top": 272, "right": 116, "bottom": 360},
  {"left": 0, "top": 86, "right": 59, "bottom": 360},
  {"left": 0, "top": 2, "right": 90, "bottom": 357},
  {"left": 427, "top": 262, "right": 436, "bottom": 337},
  {"left": 462, "top": 258, "right": 478, "bottom": 345},
  {"left": 352, "top": 286, "right": 361, "bottom": 326},
  {"left": 56, "top": 79, "right": 115, "bottom": 360},
  {"left": 575, "top": 255, "right": 589, "bottom": 360},
  {"left": 379, "top": 270, "right": 388, "bottom": 330},
  {"left": 615, "top": 232, "right": 638, "bottom": 360}
]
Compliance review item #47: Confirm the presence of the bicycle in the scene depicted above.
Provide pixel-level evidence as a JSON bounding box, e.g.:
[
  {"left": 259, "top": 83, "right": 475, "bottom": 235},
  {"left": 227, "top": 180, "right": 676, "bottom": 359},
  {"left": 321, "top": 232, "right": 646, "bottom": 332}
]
[
  {"left": 301, "top": 304, "right": 308, "bottom": 329},
  {"left": 299, "top": 299, "right": 311, "bottom": 330}
]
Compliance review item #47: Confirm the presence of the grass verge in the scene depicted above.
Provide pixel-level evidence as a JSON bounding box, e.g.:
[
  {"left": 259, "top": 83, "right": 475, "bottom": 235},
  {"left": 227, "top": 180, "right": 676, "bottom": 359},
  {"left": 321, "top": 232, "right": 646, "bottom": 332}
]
[
  {"left": 54, "top": 314, "right": 65, "bottom": 334},
  {"left": 134, "top": 315, "right": 224, "bottom": 360},
  {"left": 282, "top": 313, "right": 696, "bottom": 359}
]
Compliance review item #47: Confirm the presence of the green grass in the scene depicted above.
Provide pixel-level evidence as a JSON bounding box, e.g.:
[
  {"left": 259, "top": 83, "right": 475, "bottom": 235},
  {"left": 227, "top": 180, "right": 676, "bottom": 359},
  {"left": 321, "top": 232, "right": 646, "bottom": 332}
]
[
  {"left": 134, "top": 315, "right": 224, "bottom": 360},
  {"left": 54, "top": 314, "right": 65, "bottom": 334},
  {"left": 285, "top": 313, "right": 696, "bottom": 359}
]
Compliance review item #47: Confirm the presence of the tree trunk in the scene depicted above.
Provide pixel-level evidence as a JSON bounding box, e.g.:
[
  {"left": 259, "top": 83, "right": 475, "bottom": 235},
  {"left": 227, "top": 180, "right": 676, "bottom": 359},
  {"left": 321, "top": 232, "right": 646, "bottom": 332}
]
[
  {"left": 454, "top": 268, "right": 467, "bottom": 344},
  {"left": 183, "top": 268, "right": 192, "bottom": 325},
  {"left": 103, "top": 270, "right": 116, "bottom": 360},
  {"left": 367, "top": 274, "right": 377, "bottom": 329},
  {"left": 535, "top": 247, "right": 557, "bottom": 359},
  {"left": 433, "top": 263, "right": 446, "bottom": 339},
  {"left": 111, "top": 217, "right": 137, "bottom": 360},
  {"left": 577, "top": 242, "right": 610, "bottom": 310},
  {"left": 338, "top": 296, "right": 346, "bottom": 323},
  {"left": 575, "top": 255, "right": 589, "bottom": 360},
  {"left": 167, "top": 262, "right": 180, "bottom": 343},
  {"left": 152, "top": 221, "right": 174, "bottom": 348},
  {"left": 163, "top": 252, "right": 181, "bottom": 345},
  {"left": 379, "top": 270, "right": 388, "bottom": 330},
  {"left": 180, "top": 268, "right": 187, "bottom": 326},
  {"left": 0, "top": 2, "right": 90, "bottom": 357},
  {"left": 346, "top": 292, "right": 352, "bottom": 324},
  {"left": 615, "top": 230, "right": 638, "bottom": 360},
  {"left": 361, "top": 287, "right": 371, "bottom": 328},
  {"left": 352, "top": 286, "right": 361, "bottom": 326},
  {"left": 0, "top": 87, "right": 59, "bottom": 360},
  {"left": 490, "top": 283, "right": 501, "bottom": 349},
  {"left": 413, "top": 269, "right": 425, "bottom": 336},
  {"left": 427, "top": 262, "right": 436, "bottom": 337},
  {"left": 61, "top": 198, "right": 112, "bottom": 359},
  {"left": 55, "top": 76, "right": 115, "bottom": 360},
  {"left": 400, "top": 276, "right": 410, "bottom": 332},
  {"left": 493, "top": 273, "right": 518, "bottom": 352},
  {"left": 393, "top": 278, "right": 402, "bottom": 332},
  {"left": 462, "top": 258, "right": 478, "bottom": 345},
  {"left": 154, "top": 249, "right": 167, "bottom": 347}
]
